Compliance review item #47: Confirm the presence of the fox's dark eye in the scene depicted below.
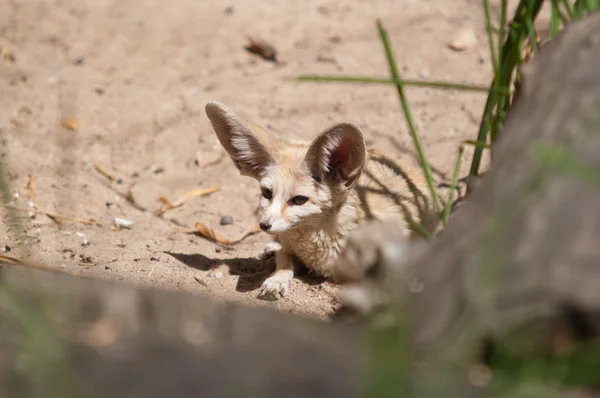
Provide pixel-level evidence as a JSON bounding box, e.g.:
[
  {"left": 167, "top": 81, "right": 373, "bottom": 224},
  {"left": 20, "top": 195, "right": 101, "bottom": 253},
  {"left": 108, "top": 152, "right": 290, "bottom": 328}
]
[
  {"left": 262, "top": 188, "right": 272, "bottom": 200},
  {"left": 290, "top": 195, "right": 309, "bottom": 206}
]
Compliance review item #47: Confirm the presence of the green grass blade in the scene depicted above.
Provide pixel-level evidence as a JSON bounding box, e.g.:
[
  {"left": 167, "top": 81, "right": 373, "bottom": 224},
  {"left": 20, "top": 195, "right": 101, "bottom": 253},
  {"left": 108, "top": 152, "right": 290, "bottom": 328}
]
[
  {"left": 376, "top": 19, "right": 443, "bottom": 215},
  {"left": 526, "top": 0, "right": 539, "bottom": 54},
  {"left": 573, "top": 0, "right": 586, "bottom": 17},
  {"left": 563, "top": 0, "right": 575, "bottom": 18},
  {"left": 572, "top": 0, "right": 600, "bottom": 18},
  {"left": 291, "top": 75, "right": 505, "bottom": 93},
  {"left": 551, "top": 0, "right": 570, "bottom": 29},
  {"left": 468, "top": 0, "right": 545, "bottom": 190},
  {"left": 443, "top": 140, "right": 491, "bottom": 223},
  {"left": 483, "top": 0, "right": 498, "bottom": 71},
  {"left": 407, "top": 217, "right": 432, "bottom": 239},
  {"left": 443, "top": 145, "right": 465, "bottom": 224},
  {"left": 550, "top": 0, "right": 562, "bottom": 36},
  {"left": 498, "top": 0, "right": 508, "bottom": 77},
  {"left": 467, "top": 92, "right": 498, "bottom": 191}
]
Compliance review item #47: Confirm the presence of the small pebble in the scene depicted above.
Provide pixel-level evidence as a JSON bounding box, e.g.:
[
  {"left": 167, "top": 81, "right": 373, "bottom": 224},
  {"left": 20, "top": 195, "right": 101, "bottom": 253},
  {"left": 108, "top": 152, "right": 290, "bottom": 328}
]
[
  {"left": 220, "top": 215, "right": 234, "bottom": 225},
  {"left": 114, "top": 217, "right": 133, "bottom": 229},
  {"left": 448, "top": 28, "right": 478, "bottom": 52},
  {"left": 75, "top": 232, "right": 90, "bottom": 246},
  {"left": 4, "top": 244, "right": 11, "bottom": 252},
  {"left": 150, "top": 256, "right": 160, "bottom": 262},
  {"left": 214, "top": 271, "right": 224, "bottom": 279}
]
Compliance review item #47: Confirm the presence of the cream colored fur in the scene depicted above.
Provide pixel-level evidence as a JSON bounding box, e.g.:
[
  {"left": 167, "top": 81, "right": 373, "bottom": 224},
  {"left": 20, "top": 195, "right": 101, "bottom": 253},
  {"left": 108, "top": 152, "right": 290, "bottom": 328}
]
[{"left": 205, "top": 101, "right": 439, "bottom": 300}]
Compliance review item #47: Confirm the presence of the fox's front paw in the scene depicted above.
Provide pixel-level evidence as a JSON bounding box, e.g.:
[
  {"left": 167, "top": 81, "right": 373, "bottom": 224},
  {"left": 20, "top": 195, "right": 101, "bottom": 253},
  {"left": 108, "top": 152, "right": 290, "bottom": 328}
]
[
  {"left": 258, "top": 241, "right": 282, "bottom": 260},
  {"left": 258, "top": 272, "right": 291, "bottom": 300}
]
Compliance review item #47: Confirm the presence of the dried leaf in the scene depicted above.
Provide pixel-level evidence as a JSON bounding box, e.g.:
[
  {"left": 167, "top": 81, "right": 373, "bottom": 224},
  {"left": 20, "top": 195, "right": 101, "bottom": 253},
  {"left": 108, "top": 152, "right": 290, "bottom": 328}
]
[
  {"left": 193, "top": 276, "right": 208, "bottom": 287},
  {"left": 94, "top": 163, "right": 116, "bottom": 182},
  {"left": 194, "top": 222, "right": 229, "bottom": 244},
  {"left": 61, "top": 117, "right": 79, "bottom": 131},
  {"left": 26, "top": 173, "right": 36, "bottom": 200},
  {"left": 0, "top": 254, "right": 22, "bottom": 265},
  {"left": 9, "top": 118, "right": 26, "bottom": 128},
  {"left": 157, "top": 195, "right": 173, "bottom": 207},
  {"left": 524, "top": 32, "right": 541, "bottom": 63},
  {"left": 155, "top": 186, "right": 221, "bottom": 216},
  {"left": 124, "top": 190, "right": 145, "bottom": 211},
  {"left": 191, "top": 222, "right": 261, "bottom": 246},
  {"left": 245, "top": 36, "right": 277, "bottom": 62},
  {"left": 0, "top": 42, "right": 16, "bottom": 62},
  {"left": 176, "top": 187, "right": 221, "bottom": 206},
  {"left": 44, "top": 211, "right": 102, "bottom": 226},
  {"left": 0, "top": 254, "right": 57, "bottom": 272}
]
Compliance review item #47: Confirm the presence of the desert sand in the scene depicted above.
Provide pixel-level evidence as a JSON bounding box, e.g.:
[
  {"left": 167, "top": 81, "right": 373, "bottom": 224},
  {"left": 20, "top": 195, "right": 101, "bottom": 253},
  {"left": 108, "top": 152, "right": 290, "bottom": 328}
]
[{"left": 0, "top": 0, "right": 507, "bottom": 318}]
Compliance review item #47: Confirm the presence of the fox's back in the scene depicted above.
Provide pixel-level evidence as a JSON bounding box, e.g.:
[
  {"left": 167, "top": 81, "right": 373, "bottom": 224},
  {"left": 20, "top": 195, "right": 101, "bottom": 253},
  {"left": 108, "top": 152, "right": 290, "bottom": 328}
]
[{"left": 354, "top": 150, "right": 440, "bottom": 236}]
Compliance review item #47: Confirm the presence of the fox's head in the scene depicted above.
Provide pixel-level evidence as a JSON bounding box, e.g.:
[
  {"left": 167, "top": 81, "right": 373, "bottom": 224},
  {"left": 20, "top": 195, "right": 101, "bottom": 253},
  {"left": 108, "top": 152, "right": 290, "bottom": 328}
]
[{"left": 205, "top": 101, "right": 366, "bottom": 234}]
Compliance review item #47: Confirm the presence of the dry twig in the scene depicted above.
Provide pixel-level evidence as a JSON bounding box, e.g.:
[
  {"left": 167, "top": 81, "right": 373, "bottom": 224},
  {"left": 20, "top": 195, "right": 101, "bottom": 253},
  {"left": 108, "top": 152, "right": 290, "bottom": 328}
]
[
  {"left": 93, "top": 163, "right": 117, "bottom": 182},
  {"left": 26, "top": 174, "right": 35, "bottom": 200},
  {"left": 43, "top": 211, "right": 102, "bottom": 226},
  {"left": 191, "top": 222, "right": 261, "bottom": 245},
  {"left": 155, "top": 186, "right": 221, "bottom": 216}
]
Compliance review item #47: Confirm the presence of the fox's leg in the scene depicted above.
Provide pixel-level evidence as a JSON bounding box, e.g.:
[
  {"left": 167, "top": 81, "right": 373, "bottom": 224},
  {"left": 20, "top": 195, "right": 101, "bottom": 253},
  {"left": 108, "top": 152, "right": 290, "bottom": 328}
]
[
  {"left": 258, "top": 249, "right": 294, "bottom": 300},
  {"left": 258, "top": 240, "right": 282, "bottom": 260}
]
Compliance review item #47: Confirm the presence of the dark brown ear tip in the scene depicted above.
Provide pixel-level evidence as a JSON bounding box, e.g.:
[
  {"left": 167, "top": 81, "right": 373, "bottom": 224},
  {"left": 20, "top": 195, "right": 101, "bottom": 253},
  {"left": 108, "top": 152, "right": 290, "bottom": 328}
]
[
  {"left": 336, "top": 121, "right": 363, "bottom": 132},
  {"left": 205, "top": 101, "right": 230, "bottom": 118},
  {"left": 205, "top": 102, "right": 218, "bottom": 118},
  {"left": 339, "top": 122, "right": 365, "bottom": 142}
]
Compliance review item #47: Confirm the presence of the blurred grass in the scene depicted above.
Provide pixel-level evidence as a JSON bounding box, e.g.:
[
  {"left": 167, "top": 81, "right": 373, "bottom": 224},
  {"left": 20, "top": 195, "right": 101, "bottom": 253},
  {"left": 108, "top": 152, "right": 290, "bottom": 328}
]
[
  {"left": 0, "top": 284, "right": 78, "bottom": 398},
  {"left": 0, "top": 160, "right": 78, "bottom": 397}
]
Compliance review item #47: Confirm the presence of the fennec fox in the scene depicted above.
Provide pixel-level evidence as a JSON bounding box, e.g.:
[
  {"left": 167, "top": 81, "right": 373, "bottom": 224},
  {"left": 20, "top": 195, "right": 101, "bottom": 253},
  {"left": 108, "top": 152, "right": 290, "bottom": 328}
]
[{"left": 205, "top": 101, "right": 439, "bottom": 300}]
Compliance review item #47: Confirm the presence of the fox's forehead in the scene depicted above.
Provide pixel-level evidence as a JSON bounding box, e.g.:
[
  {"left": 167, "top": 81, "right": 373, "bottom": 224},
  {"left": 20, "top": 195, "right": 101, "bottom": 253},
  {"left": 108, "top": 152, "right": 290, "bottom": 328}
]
[
  {"left": 274, "top": 144, "right": 309, "bottom": 162},
  {"left": 260, "top": 163, "right": 313, "bottom": 195}
]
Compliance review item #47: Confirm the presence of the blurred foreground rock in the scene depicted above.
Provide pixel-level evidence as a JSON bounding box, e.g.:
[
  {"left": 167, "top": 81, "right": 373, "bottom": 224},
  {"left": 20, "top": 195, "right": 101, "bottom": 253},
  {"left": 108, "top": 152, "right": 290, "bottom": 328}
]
[{"left": 339, "top": 8, "right": 600, "bottom": 396}]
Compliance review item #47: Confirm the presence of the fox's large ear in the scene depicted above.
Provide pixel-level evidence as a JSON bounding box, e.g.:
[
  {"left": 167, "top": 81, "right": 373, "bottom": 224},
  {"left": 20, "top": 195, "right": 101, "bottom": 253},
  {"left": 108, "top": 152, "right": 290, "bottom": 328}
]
[
  {"left": 303, "top": 122, "right": 366, "bottom": 189},
  {"left": 205, "top": 101, "right": 275, "bottom": 180}
]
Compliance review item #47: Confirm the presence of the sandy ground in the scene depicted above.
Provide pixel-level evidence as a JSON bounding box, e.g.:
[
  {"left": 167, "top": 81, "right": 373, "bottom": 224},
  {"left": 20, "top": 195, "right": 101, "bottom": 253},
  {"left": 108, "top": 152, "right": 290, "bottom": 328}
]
[{"left": 0, "top": 0, "right": 508, "bottom": 319}]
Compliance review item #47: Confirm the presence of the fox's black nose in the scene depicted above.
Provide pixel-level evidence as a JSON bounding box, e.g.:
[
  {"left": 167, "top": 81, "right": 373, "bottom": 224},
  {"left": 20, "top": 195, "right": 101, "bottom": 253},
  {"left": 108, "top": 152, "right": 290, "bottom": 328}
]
[{"left": 259, "top": 222, "right": 271, "bottom": 232}]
